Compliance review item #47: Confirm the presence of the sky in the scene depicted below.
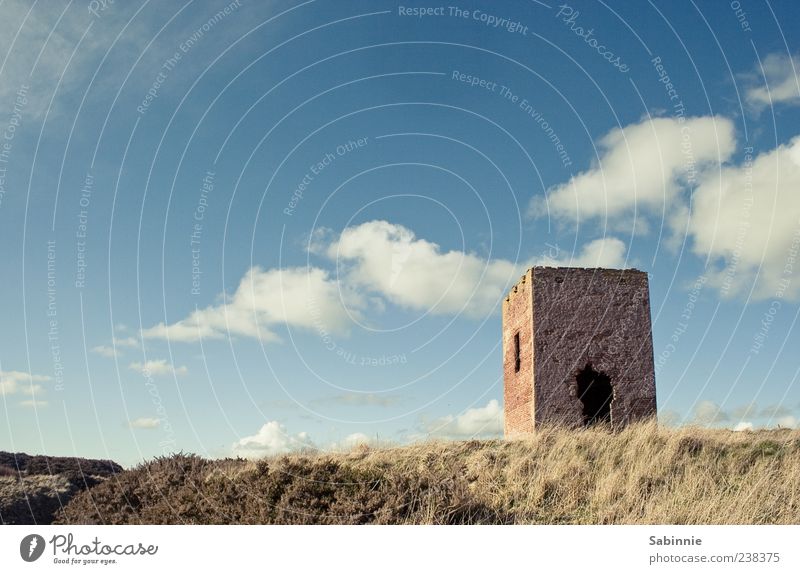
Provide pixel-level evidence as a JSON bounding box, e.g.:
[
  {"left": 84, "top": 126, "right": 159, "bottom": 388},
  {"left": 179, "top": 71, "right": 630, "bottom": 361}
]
[{"left": 0, "top": 0, "right": 799, "bottom": 466}]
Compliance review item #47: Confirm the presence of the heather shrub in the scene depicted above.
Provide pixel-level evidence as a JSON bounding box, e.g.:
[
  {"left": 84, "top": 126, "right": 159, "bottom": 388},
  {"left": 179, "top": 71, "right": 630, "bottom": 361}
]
[{"left": 56, "top": 424, "right": 800, "bottom": 525}]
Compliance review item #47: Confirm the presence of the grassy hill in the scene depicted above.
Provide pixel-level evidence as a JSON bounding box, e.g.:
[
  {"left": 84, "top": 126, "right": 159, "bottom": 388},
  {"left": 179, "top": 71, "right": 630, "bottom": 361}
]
[{"left": 55, "top": 423, "right": 800, "bottom": 525}]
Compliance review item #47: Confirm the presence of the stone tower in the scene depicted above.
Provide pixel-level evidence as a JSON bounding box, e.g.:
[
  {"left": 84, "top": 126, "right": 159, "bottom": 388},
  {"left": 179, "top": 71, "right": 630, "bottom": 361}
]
[{"left": 503, "top": 267, "right": 657, "bottom": 437}]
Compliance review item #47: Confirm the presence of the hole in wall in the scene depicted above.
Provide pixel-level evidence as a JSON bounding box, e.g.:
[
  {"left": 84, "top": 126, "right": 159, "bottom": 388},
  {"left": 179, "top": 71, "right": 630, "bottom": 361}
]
[{"left": 576, "top": 364, "right": 613, "bottom": 427}]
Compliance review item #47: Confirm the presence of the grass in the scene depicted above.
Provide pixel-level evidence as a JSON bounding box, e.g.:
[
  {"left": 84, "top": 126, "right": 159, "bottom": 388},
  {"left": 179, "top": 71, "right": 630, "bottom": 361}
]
[{"left": 55, "top": 422, "right": 800, "bottom": 525}]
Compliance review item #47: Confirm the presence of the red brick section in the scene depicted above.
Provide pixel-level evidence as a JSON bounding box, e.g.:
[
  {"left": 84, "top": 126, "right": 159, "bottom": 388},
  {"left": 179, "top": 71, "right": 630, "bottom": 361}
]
[
  {"left": 503, "top": 267, "right": 657, "bottom": 437},
  {"left": 502, "top": 268, "right": 534, "bottom": 437}
]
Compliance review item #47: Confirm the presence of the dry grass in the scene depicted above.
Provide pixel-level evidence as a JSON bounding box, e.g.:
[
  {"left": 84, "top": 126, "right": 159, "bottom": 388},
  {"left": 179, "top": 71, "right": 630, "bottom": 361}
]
[{"left": 57, "top": 423, "right": 800, "bottom": 525}]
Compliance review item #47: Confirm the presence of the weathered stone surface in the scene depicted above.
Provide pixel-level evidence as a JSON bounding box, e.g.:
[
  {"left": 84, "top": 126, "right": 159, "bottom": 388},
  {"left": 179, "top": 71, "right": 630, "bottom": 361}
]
[{"left": 503, "top": 267, "right": 657, "bottom": 437}]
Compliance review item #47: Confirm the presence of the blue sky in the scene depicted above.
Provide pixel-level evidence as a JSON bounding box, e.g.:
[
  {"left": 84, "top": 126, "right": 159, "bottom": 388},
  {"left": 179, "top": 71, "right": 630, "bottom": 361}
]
[{"left": 1, "top": 0, "right": 799, "bottom": 466}]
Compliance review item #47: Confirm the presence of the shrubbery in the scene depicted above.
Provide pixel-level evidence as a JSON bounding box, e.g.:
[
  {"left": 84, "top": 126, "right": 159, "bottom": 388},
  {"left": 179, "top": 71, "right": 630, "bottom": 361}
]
[{"left": 55, "top": 424, "right": 800, "bottom": 525}]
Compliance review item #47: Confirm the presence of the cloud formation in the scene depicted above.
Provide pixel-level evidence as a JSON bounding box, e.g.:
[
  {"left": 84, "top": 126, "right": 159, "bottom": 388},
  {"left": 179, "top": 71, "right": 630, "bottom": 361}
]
[
  {"left": 421, "top": 399, "right": 504, "bottom": 438},
  {"left": 232, "top": 421, "right": 315, "bottom": 459},
  {"left": 689, "top": 135, "right": 800, "bottom": 299},
  {"left": 533, "top": 112, "right": 800, "bottom": 301},
  {"left": 745, "top": 53, "right": 800, "bottom": 109},
  {"left": 693, "top": 400, "right": 797, "bottom": 429},
  {"left": 128, "top": 359, "right": 188, "bottom": 377},
  {"left": 0, "top": 370, "right": 50, "bottom": 397},
  {"left": 19, "top": 399, "right": 48, "bottom": 408},
  {"left": 328, "top": 220, "right": 518, "bottom": 318},
  {"left": 142, "top": 266, "right": 354, "bottom": 343},
  {"left": 692, "top": 400, "right": 729, "bottom": 425},
  {"left": 142, "top": 220, "right": 629, "bottom": 344},
  {"left": 91, "top": 346, "right": 118, "bottom": 358},
  {"left": 533, "top": 116, "right": 736, "bottom": 221},
  {"left": 329, "top": 220, "right": 626, "bottom": 318},
  {"left": 536, "top": 237, "right": 628, "bottom": 269},
  {"left": 129, "top": 417, "right": 161, "bottom": 429}
]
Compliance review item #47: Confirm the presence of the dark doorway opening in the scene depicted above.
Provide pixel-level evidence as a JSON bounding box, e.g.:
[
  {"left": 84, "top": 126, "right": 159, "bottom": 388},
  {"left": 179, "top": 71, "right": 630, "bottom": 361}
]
[{"left": 576, "top": 364, "right": 613, "bottom": 427}]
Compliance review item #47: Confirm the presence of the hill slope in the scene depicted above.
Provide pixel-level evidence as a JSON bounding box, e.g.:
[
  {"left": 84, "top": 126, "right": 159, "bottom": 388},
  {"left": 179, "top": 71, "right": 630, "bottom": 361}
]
[
  {"left": 0, "top": 452, "right": 122, "bottom": 524},
  {"left": 56, "top": 423, "right": 800, "bottom": 525}
]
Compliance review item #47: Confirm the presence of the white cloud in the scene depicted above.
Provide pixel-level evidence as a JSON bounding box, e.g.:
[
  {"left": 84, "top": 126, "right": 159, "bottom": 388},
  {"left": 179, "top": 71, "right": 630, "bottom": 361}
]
[
  {"left": 745, "top": 53, "right": 800, "bottom": 109},
  {"left": 692, "top": 401, "right": 729, "bottom": 426},
  {"left": 19, "top": 399, "right": 48, "bottom": 408},
  {"left": 760, "top": 404, "right": 793, "bottom": 418},
  {"left": 0, "top": 2, "right": 146, "bottom": 122},
  {"left": 91, "top": 345, "right": 118, "bottom": 358},
  {"left": 129, "top": 417, "right": 161, "bottom": 429},
  {"left": 128, "top": 359, "right": 188, "bottom": 377},
  {"left": 422, "top": 399, "right": 504, "bottom": 438},
  {"left": 533, "top": 116, "right": 736, "bottom": 222},
  {"left": 657, "top": 410, "right": 681, "bottom": 427},
  {"left": 114, "top": 336, "right": 140, "bottom": 348},
  {"left": 142, "top": 266, "right": 354, "bottom": 343},
  {"left": 92, "top": 336, "right": 139, "bottom": 358},
  {"left": 689, "top": 135, "right": 800, "bottom": 299},
  {"left": 534, "top": 112, "right": 800, "bottom": 302},
  {"left": 732, "top": 402, "right": 759, "bottom": 419},
  {"left": 536, "top": 237, "right": 628, "bottom": 269},
  {"left": 733, "top": 421, "right": 754, "bottom": 432},
  {"left": 0, "top": 370, "right": 50, "bottom": 396},
  {"left": 141, "top": 222, "right": 632, "bottom": 343},
  {"left": 777, "top": 415, "right": 798, "bottom": 429},
  {"left": 232, "top": 421, "right": 316, "bottom": 459},
  {"left": 328, "top": 220, "right": 517, "bottom": 318}
]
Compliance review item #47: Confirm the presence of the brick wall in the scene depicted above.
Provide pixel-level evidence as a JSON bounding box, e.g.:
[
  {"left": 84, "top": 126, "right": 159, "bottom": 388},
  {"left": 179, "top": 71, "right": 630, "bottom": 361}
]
[
  {"left": 502, "top": 269, "right": 534, "bottom": 438},
  {"left": 504, "top": 267, "right": 657, "bottom": 436}
]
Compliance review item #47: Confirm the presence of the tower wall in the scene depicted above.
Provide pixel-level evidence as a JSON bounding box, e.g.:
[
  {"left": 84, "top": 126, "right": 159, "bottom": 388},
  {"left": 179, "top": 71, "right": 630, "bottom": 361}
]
[
  {"left": 503, "top": 267, "right": 657, "bottom": 436},
  {"left": 502, "top": 268, "right": 534, "bottom": 438}
]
